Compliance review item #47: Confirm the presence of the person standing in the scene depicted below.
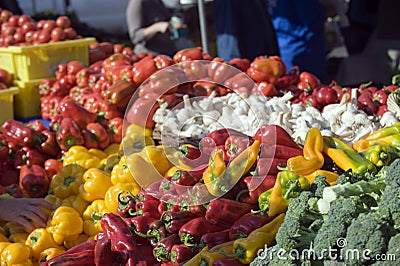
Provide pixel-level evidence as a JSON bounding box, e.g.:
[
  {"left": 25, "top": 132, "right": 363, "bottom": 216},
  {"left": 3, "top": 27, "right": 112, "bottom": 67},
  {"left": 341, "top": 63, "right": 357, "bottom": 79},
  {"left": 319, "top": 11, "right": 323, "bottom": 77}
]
[
  {"left": 126, "top": 0, "right": 178, "bottom": 57},
  {"left": 213, "top": 0, "right": 280, "bottom": 62},
  {"left": 266, "top": 0, "right": 327, "bottom": 78}
]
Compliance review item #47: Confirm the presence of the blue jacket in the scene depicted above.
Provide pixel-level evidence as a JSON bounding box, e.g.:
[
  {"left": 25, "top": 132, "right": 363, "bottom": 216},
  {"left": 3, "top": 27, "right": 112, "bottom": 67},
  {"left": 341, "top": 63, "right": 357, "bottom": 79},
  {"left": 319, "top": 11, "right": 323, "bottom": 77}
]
[{"left": 267, "top": 0, "right": 327, "bottom": 77}]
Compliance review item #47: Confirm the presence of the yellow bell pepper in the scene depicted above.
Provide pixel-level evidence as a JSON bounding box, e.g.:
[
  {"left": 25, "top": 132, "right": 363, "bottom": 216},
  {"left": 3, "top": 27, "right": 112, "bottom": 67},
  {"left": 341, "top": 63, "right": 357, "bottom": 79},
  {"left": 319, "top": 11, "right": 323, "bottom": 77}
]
[
  {"left": 60, "top": 194, "right": 90, "bottom": 217},
  {"left": 138, "top": 145, "right": 173, "bottom": 175},
  {"left": 43, "top": 194, "right": 62, "bottom": 216},
  {"left": 0, "top": 242, "right": 10, "bottom": 255},
  {"left": 3, "top": 222, "right": 26, "bottom": 236},
  {"left": 50, "top": 164, "right": 86, "bottom": 199},
  {"left": 47, "top": 206, "right": 83, "bottom": 245},
  {"left": 83, "top": 199, "right": 107, "bottom": 236},
  {"left": 104, "top": 143, "right": 120, "bottom": 155},
  {"left": 63, "top": 146, "right": 105, "bottom": 169},
  {"left": 8, "top": 232, "right": 29, "bottom": 244},
  {"left": 104, "top": 182, "right": 140, "bottom": 213},
  {"left": 101, "top": 154, "right": 121, "bottom": 174},
  {"left": 121, "top": 134, "right": 155, "bottom": 155},
  {"left": 110, "top": 156, "right": 137, "bottom": 185},
  {"left": 0, "top": 242, "right": 32, "bottom": 266},
  {"left": 305, "top": 169, "right": 339, "bottom": 186},
  {"left": 63, "top": 233, "right": 90, "bottom": 250},
  {"left": 125, "top": 153, "right": 164, "bottom": 188},
  {"left": 79, "top": 168, "right": 113, "bottom": 202},
  {"left": 125, "top": 123, "right": 153, "bottom": 138},
  {"left": 39, "top": 247, "right": 65, "bottom": 263},
  {"left": 25, "top": 228, "right": 59, "bottom": 260}
]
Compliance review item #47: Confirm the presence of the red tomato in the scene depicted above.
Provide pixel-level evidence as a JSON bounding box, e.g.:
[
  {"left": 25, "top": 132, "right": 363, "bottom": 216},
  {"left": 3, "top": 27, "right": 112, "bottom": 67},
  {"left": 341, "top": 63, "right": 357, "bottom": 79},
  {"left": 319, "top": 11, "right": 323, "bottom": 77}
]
[
  {"left": 55, "top": 16, "right": 71, "bottom": 28},
  {"left": 37, "top": 30, "right": 51, "bottom": 43},
  {"left": 50, "top": 27, "right": 66, "bottom": 42},
  {"left": 7, "top": 15, "right": 19, "bottom": 27},
  {"left": 63, "top": 27, "right": 77, "bottom": 39},
  {"left": 17, "top": 14, "right": 31, "bottom": 27},
  {"left": 0, "top": 10, "right": 12, "bottom": 22},
  {"left": 42, "top": 20, "right": 56, "bottom": 32}
]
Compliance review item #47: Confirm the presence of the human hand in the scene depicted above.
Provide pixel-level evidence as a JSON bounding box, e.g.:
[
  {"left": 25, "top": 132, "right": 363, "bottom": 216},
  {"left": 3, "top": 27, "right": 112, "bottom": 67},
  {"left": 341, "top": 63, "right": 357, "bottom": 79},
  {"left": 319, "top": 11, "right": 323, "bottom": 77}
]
[
  {"left": 0, "top": 198, "right": 55, "bottom": 232},
  {"left": 154, "top": 21, "right": 170, "bottom": 33}
]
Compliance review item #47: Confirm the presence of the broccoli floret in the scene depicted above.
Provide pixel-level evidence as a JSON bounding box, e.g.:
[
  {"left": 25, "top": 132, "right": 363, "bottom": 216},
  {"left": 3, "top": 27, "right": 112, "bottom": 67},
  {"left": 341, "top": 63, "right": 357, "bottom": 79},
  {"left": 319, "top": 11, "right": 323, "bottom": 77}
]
[
  {"left": 336, "top": 170, "right": 378, "bottom": 185},
  {"left": 275, "top": 192, "right": 323, "bottom": 252},
  {"left": 310, "top": 175, "right": 330, "bottom": 198},
  {"left": 377, "top": 159, "right": 400, "bottom": 229},
  {"left": 343, "top": 212, "right": 396, "bottom": 266},
  {"left": 380, "top": 234, "right": 400, "bottom": 266},
  {"left": 249, "top": 245, "right": 297, "bottom": 266},
  {"left": 313, "top": 196, "right": 368, "bottom": 258}
]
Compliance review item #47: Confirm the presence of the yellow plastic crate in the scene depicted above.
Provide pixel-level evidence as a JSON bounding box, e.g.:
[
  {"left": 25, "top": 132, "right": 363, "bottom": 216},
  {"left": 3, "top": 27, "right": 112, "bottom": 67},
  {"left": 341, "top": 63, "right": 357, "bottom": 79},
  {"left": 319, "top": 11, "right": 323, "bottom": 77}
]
[
  {"left": 0, "top": 38, "right": 96, "bottom": 81},
  {"left": 13, "top": 79, "right": 42, "bottom": 119},
  {"left": 0, "top": 87, "right": 19, "bottom": 125}
]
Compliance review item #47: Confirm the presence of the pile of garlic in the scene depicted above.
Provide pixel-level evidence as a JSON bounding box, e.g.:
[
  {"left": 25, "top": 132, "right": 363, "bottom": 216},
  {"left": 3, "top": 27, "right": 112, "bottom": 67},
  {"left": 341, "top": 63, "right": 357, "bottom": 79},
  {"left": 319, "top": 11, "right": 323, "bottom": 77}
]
[{"left": 152, "top": 91, "right": 399, "bottom": 145}]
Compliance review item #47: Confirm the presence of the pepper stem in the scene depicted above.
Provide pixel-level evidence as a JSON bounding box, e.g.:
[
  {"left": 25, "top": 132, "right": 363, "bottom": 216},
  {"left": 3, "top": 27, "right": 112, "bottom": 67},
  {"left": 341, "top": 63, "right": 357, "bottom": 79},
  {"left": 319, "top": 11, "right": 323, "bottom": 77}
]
[{"left": 235, "top": 189, "right": 249, "bottom": 202}]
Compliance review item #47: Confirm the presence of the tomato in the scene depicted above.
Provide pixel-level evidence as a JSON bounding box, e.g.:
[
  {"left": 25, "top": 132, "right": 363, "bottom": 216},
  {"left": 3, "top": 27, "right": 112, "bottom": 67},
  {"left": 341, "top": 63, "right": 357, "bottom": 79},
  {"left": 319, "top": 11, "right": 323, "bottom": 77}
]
[
  {"left": 0, "top": 10, "right": 12, "bottom": 22},
  {"left": 13, "top": 30, "right": 24, "bottom": 43},
  {"left": 42, "top": 20, "right": 56, "bottom": 32},
  {"left": 63, "top": 27, "right": 77, "bottom": 39},
  {"left": 2, "top": 25, "right": 16, "bottom": 37},
  {"left": 315, "top": 86, "right": 338, "bottom": 105},
  {"left": 8, "top": 15, "right": 19, "bottom": 27},
  {"left": 56, "top": 16, "right": 71, "bottom": 28},
  {"left": 37, "top": 30, "right": 51, "bottom": 43},
  {"left": 36, "top": 19, "right": 46, "bottom": 29},
  {"left": 24, "top": 30, "right": 35, "bottom": 43},
  {"left": 17, "top": 14, "right": 31, "bottom": 26},
  {"left": 50, "top": 27, "right": 66, "bottom": 41}
]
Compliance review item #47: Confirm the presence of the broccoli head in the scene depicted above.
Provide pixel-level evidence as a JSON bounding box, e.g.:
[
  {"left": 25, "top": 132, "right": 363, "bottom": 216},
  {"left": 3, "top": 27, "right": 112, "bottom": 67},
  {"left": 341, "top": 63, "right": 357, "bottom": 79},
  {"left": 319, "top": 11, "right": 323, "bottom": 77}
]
[
  {"left": 380, "top": 233, "right": 400, "bottom": 266},
  {"left": 285, "top": 191, "right": 323, "bottom": 226},
  {"left": 336, "top": 169, "right": 379, "bottom": 185},
  {"left": 310, "top": 175, "right": 330, "bottom": 198},
  {"left": 343, "top": 212, "right": 396, "bottom": 266}
]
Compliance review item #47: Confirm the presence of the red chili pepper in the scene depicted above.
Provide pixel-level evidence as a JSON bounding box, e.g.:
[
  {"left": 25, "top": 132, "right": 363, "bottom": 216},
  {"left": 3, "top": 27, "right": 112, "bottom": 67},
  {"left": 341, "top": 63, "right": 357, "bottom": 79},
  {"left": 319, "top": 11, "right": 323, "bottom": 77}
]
[
  {"left": 224, "top": 134, "right": 254, "bottom": 159},
  {"left": 38, "top": 130, "right": 60, "bottom": 157},
  {"left": 14, "top": 146, "right": 47, "bottom": 169},
  {"left": 134, "top": 199, "right": 160, "bottom": 218},
  {"left": 100, "top": 213, "right": 139, "bottom": 264},
  {"left": 170, "top": 244, "right": 198, "bottom": 263},
  {"left": 58, "top": 96, "right": 97, "bottom": 129},
  {"left": 239, "top": 175, "right": 276, "bottom": 204},
  {"left": 86, "top": 122, "right": 110, "bottom": 150},
  {"left": 43, "top": 158, "right": 63, "bottom": 181},
  {"left": 146, "top": 220, "right": 169, "bottom": 247},
  {"left": 158, "top": 193, "right": 180, "bottom": 215},
  {"left": 19, "top": 164, "right": 49, "bottom": 198},
  {"left": 173, "top": 47, "right": 203, "bottom": 63},
  {"left": 253, "top": 124, "right": 300, "bottom": 149},
  {"left": 161, "top": 210, "right": 199, "bottom": 234},
  {"left": 205, "top": 198, "right": 254, "bottom": 228},
  {"left": 94, "top": 232, "right": 116, "bottom": 266},
  {"left": 117, "top": 191, "right": 137, "bottom": 218},
  {"left": 178, "top": 144, "right": 209, "bottom": 168},
  {"left": 2, "top": 120, "right": 40, "bottom": 148},
  {"left": 229, "top": 212, "right": 274, "bottom": 240},
  {"left": 259, "top": 143, "right": 303, "bottom": 159},
  {"left": 179, "top": 216, "right": 224, "bottom": 246},
  {"left": 55, "top": 118, "right": 84, "bottom": 151},
  {"left": 228, "top": 58, "right": 250, "bottom": 72},
  {"left": 42, "top": 239, "right": 96, "bottom": 266},
  {"left": 200, "top": 229, "right": 232, "bottom": 248},
  {"left": 125, "top": 215, "right": 158, "bottom": 236},
  {"left": 255, "top": 157, "right": 287, "bottom": 176},
  {"left": 170, "top": 170, "right": 197, "bottom": 194},
  {"left": 153, "top": 234, "right": 181, "bottom": 262}
]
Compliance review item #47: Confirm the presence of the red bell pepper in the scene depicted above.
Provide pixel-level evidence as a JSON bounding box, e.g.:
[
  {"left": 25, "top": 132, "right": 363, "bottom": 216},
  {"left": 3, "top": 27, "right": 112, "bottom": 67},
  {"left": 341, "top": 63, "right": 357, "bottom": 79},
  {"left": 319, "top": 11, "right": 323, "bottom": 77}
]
[
  {"left": 299, "top": 71, "right": 321, "bottom": 89},
  {"left": 154, "top": 54, "right": 174, "bottom": 69},
  {"left": 161, "top": 210, "right": 199, "bottom": 234},
  {"left": 0, "top": 164, "right": 19, "bottom": 187},
  {"left": 373, "top": 90, "right": 389, "bottom": 105},
  {"left": 81, "top": 129, "right": 99, "bottom": 149},
  {"left": 86, "top": 122, "right": 110, "bottom": 150},
  {"left": 192, "top": 79, "right": 219, "bottom": 97},
  {"left": 26, "top": 120, "right": 47, "bottom": 133},
  {"left": 170, "top": 244, "right": 198, "bottom": 263},
  {"left": 200, "top": 128, "right": 245, "bottom": 155},
  {"left": 14, "top": 146, "right": 47, "bottom": 169},
  {"left": 4, "top": 183, "right": 27, "bottom": 198},
  {"left": 58, "top": 96, "right": 97, "bottom": 129},
  {"left": 224, "top": 134, "right": 254, "bottom": 159},
  {"left": 43, "top": 158, "right": 63, "bottom": 181},
  {"left": 259, "top": 143, "right": 303, "bottom": 159},
  {"left": 0, "top": 137, "right": 9, "bottom": 163},
  {"left": 19, "top": 164, "right": 49, "bottom": 198},
  {"left": 2, "top": 120, "right": 40, "bottom": 148},
  {"left": 107, "top": 117, "right": 123, "bottom": 144},
  {"left": 40, "top": 96, "right": 62, "bottom": 120},
  {"left": 208, "top": 59, "right": 238, "bottom": 84},
  {"left": 239, "top": 175, "right": 276, "bottom": 204},
  {"left": 48, "top": 80, "right": 71, "bottom": 98},
  {"left": 255, "top": 157, "right": 287, "bottom": 176},
  {"left": 169, "top": 170, "right": 197, "bottom": 194},
  {"left": 38, "top": 78, "right": 56, "bottom": 96},
  {"left": 228, "top": 58, "right": 250, "bottom": 72},
  {"left": 55, "top": 118, "right": 84, "bottom": 151},
  {"left": 275, "top": 66, "right": 300, "bottom": 89},
  {"left": 153, "top": 234, "right": 181, "bottom": 262},
  {"left": 357, "top": 94, "right": 378, "bottom": 116},
  {"left": 223, "top": 72, "right": 254, "bottom": 93},
  {"left": 125, "top": 93, "right": 159, "bottom": 128},
  {"left": 76, "top": 67, "right": 98, "bottom": 87},
  {"left": 179, "top": 216, "right": 224, "bottom": 246},
  {"left": 94, "top": 232, "right": 116, "bottom": 266},
  {"left": 229, "top": 212, "right": 274, "bottom": 240},
  {"left": 134, "top": 198, "right": 160, "bottom": 219},
  {"left": 205, "top": 198, "right": 254, "bottom": 228},
  {"left": 247, "top": 56, "right": 286, "bottom": 84},
  {"left": 117, "top": 191, "right": 137, "bottom": 218},
  {"left": 125, "top": 215, "right": 158, "bottom": 236},
  {"left": 200, "top": 228, "right": 232, "bottom": 248},
  {"left": 173, "top": 47, "right": 203, "bottom": 63},
  {"left": 180, "top": 60, "right": 208, "bottom": 80},
  {"left": 158, "top": 192, "right": 180, "bottom": 214},
  {"left": 188, "top": 164, "right": 208, "bottom": 182},
  {"left": 146, "top": 220, "right": 168, "bottom": 247},
  {"left": 251, "top": 81, "right": 280, "bottom": 97},
  {"left": 37, "top": 130, "right": 60, "bottom": 157},
  {"left": 132, "top": 56, "right": 158, "bottom": 84},
  {"left": 253, "top": 124, "right": 300, "bottom": 149}
]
